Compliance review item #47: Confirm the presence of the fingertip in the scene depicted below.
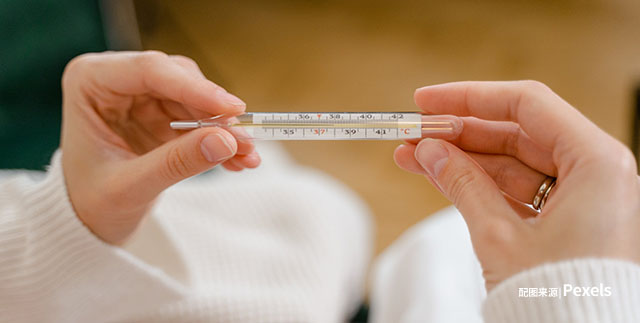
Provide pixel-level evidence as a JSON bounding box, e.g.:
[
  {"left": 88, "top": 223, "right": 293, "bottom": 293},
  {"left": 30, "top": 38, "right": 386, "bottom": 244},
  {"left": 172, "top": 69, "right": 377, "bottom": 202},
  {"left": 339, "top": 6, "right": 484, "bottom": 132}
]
[
  {"left": 226, "top": 99, "right": 247, "bottom": 116},
  {"left": 414, "top": 85, "right": 433, "bottom": 96},
  {"left": 393, "top": 144, "right": 414, "bottom": 162},
  {"left": 414, "top": 139, "right": 450, "bottom": 178},
  {"left": 241, "top": 151, "right": 261, "bottom": 168},
  {"left": 413, "top": 87, "right": 425, "bottom": 107},
  {"left": 236, "top": 141, "right": 255, "bottom": 156},
  {"left": 191, "top": 80, "right": 246, "bottom": 116},
  {"left": 222, "top": 160, "right": 243, "bottom": 172},
  {"left": 414, "top": 82, "right": 464, "bottom": 114},
  {"left": 394, "top": 144, "right": 426, "bottom": 175},
  {"left": 229, "top": 151, "right": 261, "bottom": 169},
  {"left": 393, "top": 146, "right": 402, "bottom": 165},
  {"left": 414, "top": 84, "right": 442, "bottom": 108},
  {"left": 229, "top": 127, "right": 255, "bottom": 155},
  {"left": 212, "top": 86, "right": 246, "bottom": 112},
  {"left": 404, "top": 138, "right": 421, "bottom": 145}
]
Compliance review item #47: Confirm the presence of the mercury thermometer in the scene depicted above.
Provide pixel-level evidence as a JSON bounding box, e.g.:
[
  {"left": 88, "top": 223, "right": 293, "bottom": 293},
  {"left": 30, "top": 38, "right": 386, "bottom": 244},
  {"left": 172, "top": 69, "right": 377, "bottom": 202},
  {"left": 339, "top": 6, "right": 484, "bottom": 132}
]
[{"left": 170, "top": 112, "right": 462, "bottom": 140}]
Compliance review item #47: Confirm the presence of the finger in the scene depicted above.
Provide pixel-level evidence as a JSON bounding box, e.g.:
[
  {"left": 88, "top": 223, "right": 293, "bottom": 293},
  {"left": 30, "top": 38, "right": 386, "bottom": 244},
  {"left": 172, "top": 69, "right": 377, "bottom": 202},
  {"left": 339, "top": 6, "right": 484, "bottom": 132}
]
[
  {"left": 233, "top": 151, "right": 261, "bottom": 168},
  {"left": 451, "top": 117, "right": 555, "bottom": 175},
  {"left": 165, "top": 102, "right": 214, "bottom": 123},
  {"left": 414, "top": 81, "right": 599, "bottom": 169},
  {"left": 235, "top": 138, "right": 255, "bottom": 156},
  {"left": 222, "top": 155, "right": 252, "bottom": 172},
  {"left": 170, "top": 55, "right": 207, "bottom": 79},
  {"left": 168, "top": 55, "right": 225, "bottom": 119},
  {"left": 140, "top": 52, "right": 246, "bottom": 115},
  {"left": 467, "top": 152, "right": 547, "bottom": 204},
  {"left": 222, "top": 160, "right": 244, "bottom": 172},
  {"left": 140, "top": 102, "right": 258, "bottom": 161},
  {"left": 138, "top": 54, "right": 257, "bottom": 158},
  {"left": 129, "top": 101, "right": 181, "bottom": 144},
  {"left": 394, "top": 144, "right": 425, "bottom": 175},
  {"left": 397, "top": 142, "right": 548, "bottom": 205},
  {"left": 414, "top": 138, "right": 517, "bottom": 231},
  {"left": 225, "top": 122, "right": 255, "bottom": 156},
  {"left": 160, "top": 100, "right": 197, "bottom": 120},
  {"left": 70, "top": 51, "right": 246, "bottom": 116},
  {"left": 131, "top": 101, "right": 256, "bottom": 154},
  {"left": 122, "top": 127, "right": 238, "bottom": 203},
  {"left": 503, "top": 193, "right": 539, "bottom": 219},
  {"left": 404, "top": 117, "right": 555, "bottom": 175},
  {"left": 394, "top": 144, "right": 445, "bottom": 194},
  {"left": 112, "top": 120, "right": 164, "bottom": 154}
]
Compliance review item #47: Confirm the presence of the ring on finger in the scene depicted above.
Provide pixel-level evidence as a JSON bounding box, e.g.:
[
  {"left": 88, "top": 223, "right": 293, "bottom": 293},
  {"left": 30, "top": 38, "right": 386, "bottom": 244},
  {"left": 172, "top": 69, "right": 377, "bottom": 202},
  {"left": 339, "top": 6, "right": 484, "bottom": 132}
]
[{"left": 532, "top": 176, "right": 556, "bottom": 211}]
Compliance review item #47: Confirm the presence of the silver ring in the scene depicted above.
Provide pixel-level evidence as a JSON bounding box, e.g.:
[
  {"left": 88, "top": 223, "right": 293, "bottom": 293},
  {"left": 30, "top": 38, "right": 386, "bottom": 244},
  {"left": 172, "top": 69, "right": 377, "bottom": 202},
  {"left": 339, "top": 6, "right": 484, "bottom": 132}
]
[{"left": 532, "top": 177, "right": 556, "bottom": 211}]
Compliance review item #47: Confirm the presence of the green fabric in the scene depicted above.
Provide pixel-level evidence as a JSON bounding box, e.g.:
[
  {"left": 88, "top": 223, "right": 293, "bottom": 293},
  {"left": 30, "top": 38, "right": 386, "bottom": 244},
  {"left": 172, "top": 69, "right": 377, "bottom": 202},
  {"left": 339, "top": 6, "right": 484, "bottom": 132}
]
[{"left": 0, "top": 0, "right": 107, "bottom": 170}]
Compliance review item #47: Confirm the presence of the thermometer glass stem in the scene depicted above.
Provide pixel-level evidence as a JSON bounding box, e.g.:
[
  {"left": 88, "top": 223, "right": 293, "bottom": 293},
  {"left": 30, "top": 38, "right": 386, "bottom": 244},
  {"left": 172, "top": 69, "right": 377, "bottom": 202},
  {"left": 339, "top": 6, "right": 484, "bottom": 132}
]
[{"left": 170, "top": 112, "right": 462, "bottom": 141}]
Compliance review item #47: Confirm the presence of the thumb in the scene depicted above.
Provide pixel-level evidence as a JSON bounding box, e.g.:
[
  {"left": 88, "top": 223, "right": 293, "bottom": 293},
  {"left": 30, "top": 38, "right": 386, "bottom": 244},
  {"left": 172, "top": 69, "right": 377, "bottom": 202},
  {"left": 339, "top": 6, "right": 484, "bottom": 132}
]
[
  {"left": 414, "top": 138, "right": 513, "bottom": 229},
  {"left": 123, "top": 127, "right": 237, "bottom": 203}
]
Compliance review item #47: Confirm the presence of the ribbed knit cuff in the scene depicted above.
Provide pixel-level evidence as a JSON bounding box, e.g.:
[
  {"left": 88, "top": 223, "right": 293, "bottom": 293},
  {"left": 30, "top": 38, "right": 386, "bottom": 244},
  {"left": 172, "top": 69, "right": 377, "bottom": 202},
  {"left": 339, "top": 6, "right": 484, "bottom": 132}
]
[
  {"left": 1, "top": 151, "right": 186, "bottom": 322},
  {"left": 483, "top": 258, "right": 640, "bottom": 323}
]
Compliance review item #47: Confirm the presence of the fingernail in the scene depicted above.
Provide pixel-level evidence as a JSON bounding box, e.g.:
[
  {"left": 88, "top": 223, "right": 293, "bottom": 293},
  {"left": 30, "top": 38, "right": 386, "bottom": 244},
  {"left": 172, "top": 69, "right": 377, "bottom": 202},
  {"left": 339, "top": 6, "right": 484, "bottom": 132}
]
[
  {"left": 201, "top": 133, "right": 235, "bottom": 163},
  {"left": 415, "top": 138, "right": 449, "bottom": 178},
  {"left": 221, "top": 91, "right": 246, "bottom": 107}
]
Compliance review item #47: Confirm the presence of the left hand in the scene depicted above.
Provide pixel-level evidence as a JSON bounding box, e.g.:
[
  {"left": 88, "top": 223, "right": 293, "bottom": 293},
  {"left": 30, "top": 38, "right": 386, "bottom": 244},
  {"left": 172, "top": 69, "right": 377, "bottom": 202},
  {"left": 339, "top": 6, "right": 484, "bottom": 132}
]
[{"left": 393, "top": 81, "right": 640, "bottom": 289}]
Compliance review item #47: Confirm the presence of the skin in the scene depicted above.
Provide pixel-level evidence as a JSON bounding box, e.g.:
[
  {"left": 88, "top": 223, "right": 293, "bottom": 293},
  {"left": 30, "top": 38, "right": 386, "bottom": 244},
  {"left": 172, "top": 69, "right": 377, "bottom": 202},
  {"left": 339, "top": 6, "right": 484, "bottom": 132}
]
[
  {"left": 61, "top": 51, "right": 260, "bottom": 245},
  {"left": 61, "top": 52, "right": 638, "bottom": 291},
  {"left": 395, "top": 81, "right": 640, "bottom": 290}
]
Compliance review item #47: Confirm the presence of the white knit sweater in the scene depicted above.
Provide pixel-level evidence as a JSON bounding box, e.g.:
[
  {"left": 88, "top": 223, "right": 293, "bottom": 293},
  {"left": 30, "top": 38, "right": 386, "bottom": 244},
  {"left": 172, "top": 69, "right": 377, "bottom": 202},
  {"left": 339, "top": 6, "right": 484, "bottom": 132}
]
[
  {"left": 371, "top": 207, "right": 640, "bottom": 323},
  {"left": 1, "top": 146, "right": 639, "bottom": 322},
  {"left": 0, "top": 146, "right": 372, "bottom": 322}
]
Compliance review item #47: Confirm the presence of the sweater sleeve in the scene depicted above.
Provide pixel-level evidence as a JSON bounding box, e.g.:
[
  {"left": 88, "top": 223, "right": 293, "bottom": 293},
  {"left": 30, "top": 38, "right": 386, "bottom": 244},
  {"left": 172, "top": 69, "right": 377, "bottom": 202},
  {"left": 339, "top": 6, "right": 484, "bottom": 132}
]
[
  {"left": 483, "top": 258, "right": 640, "bottom": 323},
  {"left": 0, "top": 151, "right": 186, "bottom": 322}
]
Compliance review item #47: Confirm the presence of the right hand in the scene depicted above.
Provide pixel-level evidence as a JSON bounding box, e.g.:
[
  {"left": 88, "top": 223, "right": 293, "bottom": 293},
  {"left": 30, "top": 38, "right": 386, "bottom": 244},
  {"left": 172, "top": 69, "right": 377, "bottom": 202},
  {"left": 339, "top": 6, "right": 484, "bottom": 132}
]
[
  {"left": 61, "top": 51, "right": 260, "bottom": 245},
  {"left": 394, "top": 81, "right": 640, "bottom": 289}
]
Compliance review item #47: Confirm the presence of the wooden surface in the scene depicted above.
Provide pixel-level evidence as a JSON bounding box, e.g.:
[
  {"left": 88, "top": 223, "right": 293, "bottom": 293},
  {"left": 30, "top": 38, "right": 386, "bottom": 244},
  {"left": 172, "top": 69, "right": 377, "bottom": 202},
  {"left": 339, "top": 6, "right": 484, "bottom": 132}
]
[{"left": 137, "top": 0, "right": 640, "bottom": 255}]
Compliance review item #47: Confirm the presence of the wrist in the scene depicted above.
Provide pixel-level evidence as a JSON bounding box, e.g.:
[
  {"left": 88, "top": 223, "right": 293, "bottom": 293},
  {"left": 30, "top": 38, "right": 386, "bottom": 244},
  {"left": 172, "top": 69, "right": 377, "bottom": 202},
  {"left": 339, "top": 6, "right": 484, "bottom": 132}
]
[{"left": 62, "top": 155, "right": 149, "bottom": 245}]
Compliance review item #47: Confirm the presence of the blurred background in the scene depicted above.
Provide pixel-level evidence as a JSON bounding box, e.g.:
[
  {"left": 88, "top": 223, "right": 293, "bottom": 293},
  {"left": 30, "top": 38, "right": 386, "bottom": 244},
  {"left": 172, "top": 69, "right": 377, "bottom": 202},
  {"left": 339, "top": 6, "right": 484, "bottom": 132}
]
[{"left": 2, "top": 0, "right": 640, "bottom": 256}]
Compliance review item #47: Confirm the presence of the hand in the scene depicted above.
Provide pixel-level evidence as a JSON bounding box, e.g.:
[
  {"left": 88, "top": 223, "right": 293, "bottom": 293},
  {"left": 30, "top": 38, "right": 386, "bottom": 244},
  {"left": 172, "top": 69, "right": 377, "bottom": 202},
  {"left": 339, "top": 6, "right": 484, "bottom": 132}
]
[
  {"left": 61, "top": 51, "right": 260, "bottom": 245},
  {"left": 395, "top": 81, "right": 640, "bottom": 289}
]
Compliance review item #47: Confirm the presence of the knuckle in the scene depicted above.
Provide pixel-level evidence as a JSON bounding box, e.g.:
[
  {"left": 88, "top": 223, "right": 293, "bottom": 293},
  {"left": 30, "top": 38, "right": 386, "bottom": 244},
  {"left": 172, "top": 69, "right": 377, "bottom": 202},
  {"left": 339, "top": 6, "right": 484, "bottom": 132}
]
[
  {"left": 520, "top": 80, "right": 551, "bottom": 94},
  {"left": 588, "top": 139, "right": 636, "bottom": 174},
  {"left": 493, "top": 160, "right": 510, "bottom": 188},
  {"left": 143, "top": 50, "right": 168, "bottom": 59},
  {"left": 511, "top": 80, "right": 554, "bottom": 118},
  {"left": 65, "top": 53, "right": 96, "bottom": 69},
  {"left": 446, "top": 168, "right": 476, "bottom": 205},
  {"left": 62, "top": 53, "right": 99, "bottom": 88},
  {"left": 609, "top": 143, "right": 637, "bottom": 177},
  {"left": 137, "top": 50, "right": 169, "bottom": 68},
  {"left": 620, "top": 146, "right": 638, "bottom": 174},
  {"left": 171, "top": 54, "right": 198, "bottom": 68},
  {"left": 477, "top": 220, "right": 514, "bottom": 247},
  {"left": 502, "top": 125, "right": 521, "bottom": 157},
  {"left": 163, "top": 145, "right": 192, "bottom": 180}
]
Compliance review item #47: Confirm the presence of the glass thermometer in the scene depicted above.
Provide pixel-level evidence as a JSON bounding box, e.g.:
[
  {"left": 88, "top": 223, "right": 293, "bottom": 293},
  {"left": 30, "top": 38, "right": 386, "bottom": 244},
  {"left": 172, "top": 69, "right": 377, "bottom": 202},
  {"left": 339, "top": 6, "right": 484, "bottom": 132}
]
[{"left": 170, "top": 112, "right": 462, "bottom": 140}]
